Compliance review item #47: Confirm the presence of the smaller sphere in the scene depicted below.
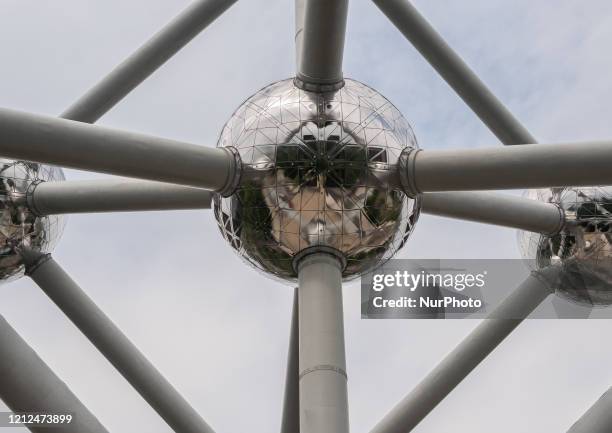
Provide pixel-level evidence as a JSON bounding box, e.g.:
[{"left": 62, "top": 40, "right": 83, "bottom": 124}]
[
  {"left": 518, "top": 187, "right": 612, "bottom": 305},
  {"left": 0, "top": 159, "right": 66, "bottom": 282}
]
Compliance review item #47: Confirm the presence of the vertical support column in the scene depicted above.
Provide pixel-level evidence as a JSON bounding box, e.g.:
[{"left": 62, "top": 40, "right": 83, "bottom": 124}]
[
  {"left": 295, "top": 0, "right": 348, "bottom": 92},
  {"left": 0, "top": 315, "right": 109, "bottom": 433},
  {"left": 297, "top": 252, "right": 349, "bottom": 433},
  {"left": 280, "top": 288, "right": 300, "bottom": 433}
]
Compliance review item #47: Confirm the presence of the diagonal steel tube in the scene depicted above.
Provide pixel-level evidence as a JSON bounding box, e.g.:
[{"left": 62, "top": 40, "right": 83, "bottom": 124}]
[
  {"left": 61, "top": 0, "right": 238, "bottom": 123},
  {"left": 295, "top": 0, "right": 305, "bottom": 70},
  {"left": 0, "top": 315, "right": 109, "bottom": 433},
  {"left": 421, "top": 191, "right": 564, "bottom": 234},
  {"left": 21, "top": 251, "right": 216, "bottom": 433},
  {"left": 370, "top": 267, "right": 560, "bottom": 433},
  {"left": 27, "top": 179, "right": 213, "bottom": 215},
  {"left": 372, "top": 0, "right": 536, "bottom": 146},
  {"left": 297, "top": 252, "right": 349, "bottom": 433},
  {"left": 280, "top": 288, "right": 300, "bottom": 433},
  {"left": 568, "top": 387, "right": 612, "bottom": 433},
  {"left": 0, "top": 108, "right": 238, "bottom": 194},
  {"left": 295, "top": 0, "right": 349, "bottom": 91},
  {"left": 400, "top": 142, "right": 612, "bottom": 194}
]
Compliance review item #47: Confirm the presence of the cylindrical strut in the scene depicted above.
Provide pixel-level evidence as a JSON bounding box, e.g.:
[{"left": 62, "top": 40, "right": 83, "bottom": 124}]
[
  {"left": 280, "top": 288, "right": 300, "bottom": 433},
  {"left": 297, "top": 252, "right": 349, "bottom": 433},
  {"left": 22, "top": 252, "right": 216, "bottom": 433},
  {"left": 370, "top": 268, "right": 559, "bottom": 433},
  {"left": 295, "top": 0, "right": 348, "bottom": 91},
  {"left": 28, "top": 180, "right": 213, "bottom": 215},
  {"left": 0, "top": 108, "right": 239, "bottom": 195},
  {"left": 400, "top": 143, "right": 612, "bottom": 194},
  {"left": 421, "top": 191, "right": 565, "bottom": 235},
  {"left": 371, "top": 0, "right": 536, "bottom": 146},
  {"left": 568, "top": 387, "right": 612, "bottom": 433},
  {"left": 0, "top": 315, "right": 108, "bottom": 433},
  {"left": 61, "top": 0, "right": 238, "bottom": 123}
]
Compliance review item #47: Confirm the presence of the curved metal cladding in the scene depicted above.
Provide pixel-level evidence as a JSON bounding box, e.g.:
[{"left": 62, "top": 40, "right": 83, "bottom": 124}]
[
  {"left": 518, "top": 187, "right": 612, "bottom": 305},
  {"left": 0, "top": 160, "right": 66, "bottom": 282},
  {"left": 213, "top": 78, "right": 420, "bottom": 282}
]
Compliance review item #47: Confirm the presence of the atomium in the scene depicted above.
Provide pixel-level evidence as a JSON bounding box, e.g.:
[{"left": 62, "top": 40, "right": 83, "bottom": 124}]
[
  {"left": 213, "top": 78, "right": 420, "bottom": 281},
  {"left": 0, "top": 159, "right": 66, "bottom": 282},
  {"left": 518, "top": 187, "right": 612, "bottom": 305},
  {"left": 3, "top": 1, "right": 612, "bottom": 431}
]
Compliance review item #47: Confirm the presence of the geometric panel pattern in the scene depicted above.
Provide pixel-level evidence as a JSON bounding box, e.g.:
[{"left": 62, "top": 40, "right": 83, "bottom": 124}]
[
  {"left": 213, "top": 78, "right": 420, "bottom": 282},
  {"left": 518, "top": 187, "right": 612, "bottom": 305},
  {"left": 0, "top": 159, "right": 66, "bottom": 282}
]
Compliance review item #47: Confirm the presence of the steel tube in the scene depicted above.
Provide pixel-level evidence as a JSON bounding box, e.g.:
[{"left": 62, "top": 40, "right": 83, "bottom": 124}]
[
  {"left": 421, "top": 191, "right": 564, "bottom": 234},
  {"left": 297, "top": 253, "right": 349, "bottom": 433},
  {"left": 0, "top": 108, "right": 237, "bottom": 193},
  {"left": 372, "top": 0, "right": 536, "bottom": 146},
  {"left": 402, "top": 142, "right": 612, "bottom": 194},
  {"left": 568, "top": 387, "right": 612, "bottom": 433},
  {"left": 0, "top": 315, "right": 108, "bottom": 433},
  {"left": 22, "top": 252, "right": 216, "bottom": 433},
  {"left": 295, "top": 0, "right": 305, "bottom": 68},
  {"left": 280, "top": 288, "right": 300, "bottom": 433},
  {"left": 296, "top": 0, "right": 348, "bottom": 91},
  {"left": 370, "top": 268, "right": 558, "bottom": 433},
  {"left": 28, "top": 179, "right": 213, "bottom": 215},
  {"left": 61, "top": 0, "right": 237, "bottom": 123}
]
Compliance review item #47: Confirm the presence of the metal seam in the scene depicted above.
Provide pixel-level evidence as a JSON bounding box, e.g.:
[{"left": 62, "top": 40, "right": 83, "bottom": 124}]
[
  {"left": 293, "top": 76, "right": 345, "bottom": 93},
  {"left": 292, "top": 246, "right": 348, "bottom": 275},
  {"left": 408, "top": 149, "right": 421, "bottom": 195},
  {"left": 547, "top": 203, "right": 566, "bottom": 236},
  {"left": 299, "top": 364, "right": 348, "bottom": 380},
  {"left": 23, "top": 253, "right": 52, "bottom": 276},
  {"left": 25, "top": 179, "right": 45, "bottom": 217},
  {"left": 220, "top": 146, "right": 242, "bottom": 197},
  {"left": 399, "top": 147, "right": 421, "bottom": 197}
]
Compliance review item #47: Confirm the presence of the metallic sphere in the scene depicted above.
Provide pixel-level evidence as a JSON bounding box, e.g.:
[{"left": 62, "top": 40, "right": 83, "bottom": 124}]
[
  {"left": 214, "top": 78, "right": 420, "bottom": 281},
  {"left": 518, "top": 187, "right": 612, "bottom": 305},
  {"left": 0, "top": 159, "right": 66, "bottom": 282}
]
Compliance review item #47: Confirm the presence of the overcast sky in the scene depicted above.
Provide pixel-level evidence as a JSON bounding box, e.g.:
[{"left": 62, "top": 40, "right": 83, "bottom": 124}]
[{"left": 2, "top": 0, "right": 612, "bottom": 432}]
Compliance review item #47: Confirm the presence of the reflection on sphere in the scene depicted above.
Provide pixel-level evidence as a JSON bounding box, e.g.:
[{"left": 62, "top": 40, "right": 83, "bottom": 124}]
[
  {"left": 214, "top": 78, "right": 420, "bottom": 282},
  {"left": 0, "top": 160, "right": 66, "bottom": 282},
  {"left": 518, "top": 187, "right": 612, "bottom": 305}
]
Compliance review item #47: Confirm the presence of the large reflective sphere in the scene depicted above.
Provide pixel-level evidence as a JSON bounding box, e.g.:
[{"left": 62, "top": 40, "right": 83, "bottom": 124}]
[
  {"left": 0, "top": 159, "right": 66, "bottom": 282},
  {"left": 214, "top": 78, "right": 420, "bottom": 281},
  {"left": 518, "top": 187, "right": 612, "bottom": 305}
]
